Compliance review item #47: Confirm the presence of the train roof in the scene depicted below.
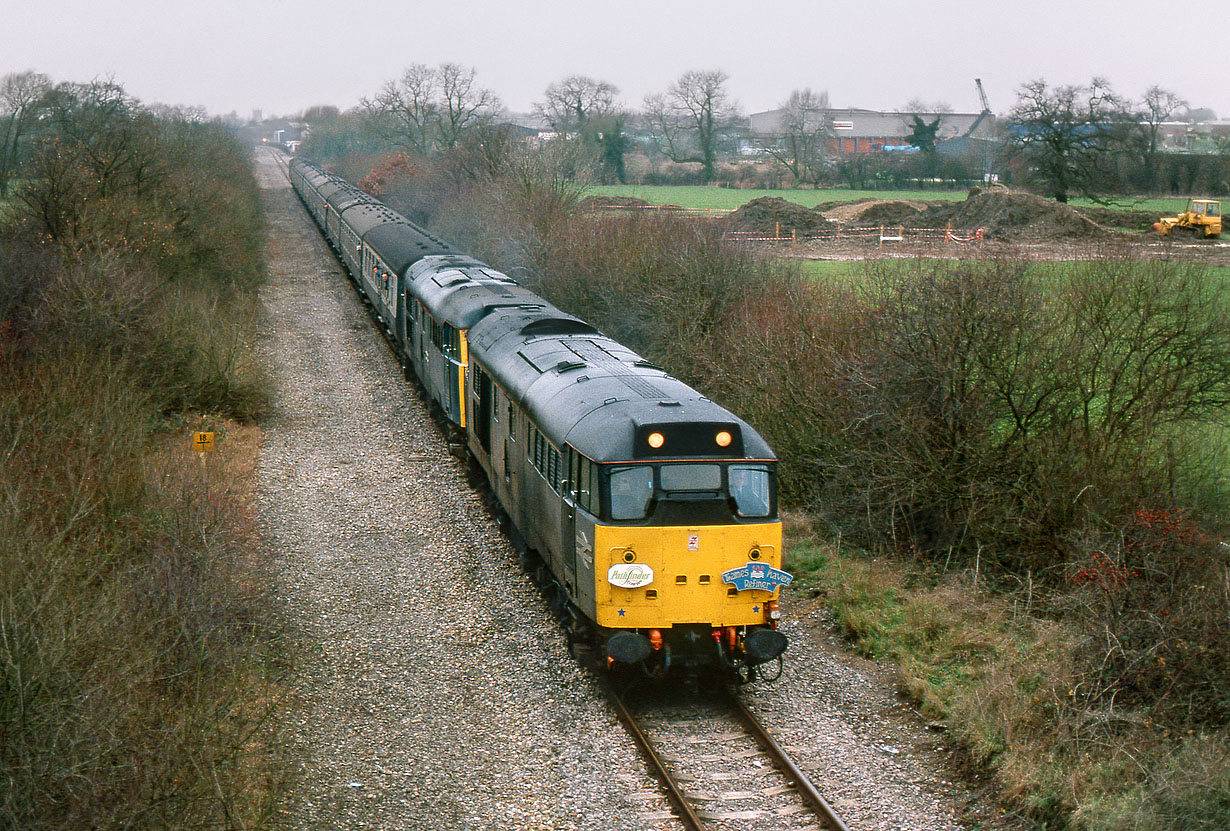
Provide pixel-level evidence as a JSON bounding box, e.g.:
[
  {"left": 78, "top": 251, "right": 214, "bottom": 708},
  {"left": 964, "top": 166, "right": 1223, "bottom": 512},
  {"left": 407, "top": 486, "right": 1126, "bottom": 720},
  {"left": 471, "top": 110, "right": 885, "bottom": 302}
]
[
  {"left": 327, "top": 185, "right": 378, "bottom": 214},
  {"left": 468, "top": 306, "right": 774, "bottom": 463},
  {"left": 407, "top": 255, "right": 542, "bottom": 329},
  {"left": 366, "top": 223, "right": 458, "bottom": 276}
]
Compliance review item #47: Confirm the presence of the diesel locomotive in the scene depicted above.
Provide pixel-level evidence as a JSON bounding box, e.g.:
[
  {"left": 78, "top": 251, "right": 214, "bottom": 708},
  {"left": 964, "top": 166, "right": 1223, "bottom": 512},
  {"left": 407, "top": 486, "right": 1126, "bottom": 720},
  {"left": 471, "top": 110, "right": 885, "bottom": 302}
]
[{"left": 288, "top": 157, "right": 791, "bottom": 680}]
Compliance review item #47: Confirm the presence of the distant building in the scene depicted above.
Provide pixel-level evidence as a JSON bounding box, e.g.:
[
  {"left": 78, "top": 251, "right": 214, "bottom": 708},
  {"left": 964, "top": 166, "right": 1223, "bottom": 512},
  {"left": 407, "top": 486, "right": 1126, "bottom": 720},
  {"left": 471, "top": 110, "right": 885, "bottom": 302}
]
[
  {"left": 1154, "top": 120, "right": 1230, "bottom": 153},
  {"left": 748, "top": 107, "right": 998, "bottom": 156}
]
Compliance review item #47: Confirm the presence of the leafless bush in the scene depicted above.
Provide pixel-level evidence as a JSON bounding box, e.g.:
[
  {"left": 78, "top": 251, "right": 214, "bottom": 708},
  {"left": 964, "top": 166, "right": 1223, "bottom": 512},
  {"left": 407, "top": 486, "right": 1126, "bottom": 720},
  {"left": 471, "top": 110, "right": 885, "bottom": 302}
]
[
  {"left": 782, "top": 253, "right": 1230, "bottom": 573},
  {"left": 0, "top": 352, "right": 281, "bottom": 830},
  {"left": 1, "top": 92, "right": 279, "bottom": 827}
]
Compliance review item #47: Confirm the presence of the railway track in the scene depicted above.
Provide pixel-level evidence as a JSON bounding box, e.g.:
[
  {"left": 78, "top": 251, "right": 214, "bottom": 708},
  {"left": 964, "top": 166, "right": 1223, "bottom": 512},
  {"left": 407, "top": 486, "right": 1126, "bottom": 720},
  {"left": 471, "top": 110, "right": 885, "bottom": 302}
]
[{"left": 608, "top": 681, "right": 850, "bottom": 831}]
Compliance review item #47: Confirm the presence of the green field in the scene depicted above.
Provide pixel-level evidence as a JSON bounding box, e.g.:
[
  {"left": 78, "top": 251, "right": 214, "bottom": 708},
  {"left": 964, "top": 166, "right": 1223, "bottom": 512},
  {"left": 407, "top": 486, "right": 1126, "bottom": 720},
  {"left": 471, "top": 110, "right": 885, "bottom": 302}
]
[
  {"left": 587, "top": 184, "right": 1200, "bottom": 216},
  {"left": 790, "top": 259, "right": 1230, "bottom": 289}
]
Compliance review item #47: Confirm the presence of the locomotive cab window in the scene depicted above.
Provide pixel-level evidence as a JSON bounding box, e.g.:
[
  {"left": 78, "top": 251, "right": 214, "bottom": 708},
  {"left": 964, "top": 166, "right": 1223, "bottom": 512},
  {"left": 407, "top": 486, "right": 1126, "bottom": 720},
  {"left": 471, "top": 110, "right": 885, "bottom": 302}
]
[
  {"left": 659, "top": 463, "right": 721, "bottom": 494},
  {"left": 602, "top": 462, "right": 777, "bottom": 523},
  {"left": 609, "top": 466, "right": 654, "bottom": 520},
  {"left": 729, "top": 464, "right": 772, "bottom": 518}
]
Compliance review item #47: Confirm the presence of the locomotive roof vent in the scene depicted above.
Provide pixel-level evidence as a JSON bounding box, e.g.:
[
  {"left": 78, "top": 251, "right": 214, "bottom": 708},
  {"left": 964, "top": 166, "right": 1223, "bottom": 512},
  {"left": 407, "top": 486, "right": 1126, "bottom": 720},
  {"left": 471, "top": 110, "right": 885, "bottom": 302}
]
[{"left": 658, "top": 400, "right": 681, "bottom": 407}]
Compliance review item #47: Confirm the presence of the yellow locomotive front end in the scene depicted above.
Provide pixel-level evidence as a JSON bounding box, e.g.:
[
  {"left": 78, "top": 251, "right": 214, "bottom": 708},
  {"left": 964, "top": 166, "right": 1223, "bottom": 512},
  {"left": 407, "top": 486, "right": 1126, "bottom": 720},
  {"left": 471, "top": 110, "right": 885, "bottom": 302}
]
[
  {"left": 595, "top": 522, "right": 783, "bottom": 630},
  {"left": 581, "top": 445, "right": 790, "bottom": 679}
]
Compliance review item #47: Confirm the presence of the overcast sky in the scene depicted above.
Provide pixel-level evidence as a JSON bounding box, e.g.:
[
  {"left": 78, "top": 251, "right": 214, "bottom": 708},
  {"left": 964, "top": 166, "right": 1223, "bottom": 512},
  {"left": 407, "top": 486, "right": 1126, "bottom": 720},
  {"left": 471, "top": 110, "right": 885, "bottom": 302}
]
[{"left": 6, "top": 0, "right": 1226, "bottom": 121}]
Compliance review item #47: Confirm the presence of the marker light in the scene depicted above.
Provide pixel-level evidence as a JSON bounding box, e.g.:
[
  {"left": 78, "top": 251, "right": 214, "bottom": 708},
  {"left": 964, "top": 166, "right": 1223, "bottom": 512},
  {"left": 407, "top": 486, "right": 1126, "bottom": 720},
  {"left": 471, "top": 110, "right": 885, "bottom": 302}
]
[
  {"left": 715, "top": 430, "right": 732, "bottom": 447},
  {"left": 647, "top": 432, "right": 665, "bottom": 449},
  {"left": 648, "top": 630, "right": 663, "bottom": 651}
]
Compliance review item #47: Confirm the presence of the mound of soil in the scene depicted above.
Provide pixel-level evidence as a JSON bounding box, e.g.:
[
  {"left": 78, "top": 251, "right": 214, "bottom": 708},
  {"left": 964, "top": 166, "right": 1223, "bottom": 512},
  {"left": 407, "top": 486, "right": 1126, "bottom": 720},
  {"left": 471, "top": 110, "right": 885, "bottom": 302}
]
[
  {"left": 1078, "top": 205, "right": 1163, "bottom": 233},
  {"left": 907, "top": 186, "right": 1111, "bottom": 240},
  {"left": 581, "top": 195, "right": 652, "bottom": 210},
  {"left": 722, "top": 197, "right": 836, "bottom": 235},
  {"left": 855, "top": 201, "right": 925, "bottom": 225}
]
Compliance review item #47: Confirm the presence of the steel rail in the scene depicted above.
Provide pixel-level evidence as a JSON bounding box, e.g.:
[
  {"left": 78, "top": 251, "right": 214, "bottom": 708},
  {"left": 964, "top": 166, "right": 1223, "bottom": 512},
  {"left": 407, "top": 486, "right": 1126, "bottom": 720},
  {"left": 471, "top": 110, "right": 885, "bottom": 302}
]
[
  {"left": 607, "top": 687, "right": 708, "bottom": 831},
  {"left": 724, "top": 690, "right": 851, "bottom": 831}
]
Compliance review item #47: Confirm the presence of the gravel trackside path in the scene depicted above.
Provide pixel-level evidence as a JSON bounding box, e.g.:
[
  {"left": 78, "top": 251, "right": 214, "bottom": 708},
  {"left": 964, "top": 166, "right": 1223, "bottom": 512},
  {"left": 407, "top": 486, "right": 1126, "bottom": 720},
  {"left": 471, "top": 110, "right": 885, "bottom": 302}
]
[{"left": 251, "top": 147, "right": 1019, "bottom": 831}]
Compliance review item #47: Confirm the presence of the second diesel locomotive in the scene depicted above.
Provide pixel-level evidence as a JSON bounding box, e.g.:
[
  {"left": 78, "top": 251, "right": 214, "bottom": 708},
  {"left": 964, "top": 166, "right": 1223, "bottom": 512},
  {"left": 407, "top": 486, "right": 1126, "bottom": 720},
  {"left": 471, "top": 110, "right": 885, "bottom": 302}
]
[{"left": 288, "top": 157, "right": 791, "bottom": 679}]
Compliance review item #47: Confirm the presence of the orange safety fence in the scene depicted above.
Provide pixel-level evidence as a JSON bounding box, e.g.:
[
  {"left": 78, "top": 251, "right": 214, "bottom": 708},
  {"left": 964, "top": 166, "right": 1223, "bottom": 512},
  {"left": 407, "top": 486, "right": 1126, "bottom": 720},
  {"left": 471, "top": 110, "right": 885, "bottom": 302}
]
[
  {"left": 722, "top": 226, "right": 986, "bottom": 244},
  {"left": 585, "top": 206, "right": 985, "bottom": 245}
]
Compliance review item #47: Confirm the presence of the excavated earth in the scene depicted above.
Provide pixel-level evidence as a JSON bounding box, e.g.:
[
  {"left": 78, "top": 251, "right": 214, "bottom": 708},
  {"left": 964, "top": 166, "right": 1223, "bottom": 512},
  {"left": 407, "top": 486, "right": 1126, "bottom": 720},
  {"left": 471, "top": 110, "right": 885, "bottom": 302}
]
[
  {"left": 903, "top": 186, "right": 1111, "bottom": 240},
  {"left": 780, "top": 186, "right": 1229, "bottom": 265},
  {"left": 720, "top": 196, "right": 837, "bottom": 235}
]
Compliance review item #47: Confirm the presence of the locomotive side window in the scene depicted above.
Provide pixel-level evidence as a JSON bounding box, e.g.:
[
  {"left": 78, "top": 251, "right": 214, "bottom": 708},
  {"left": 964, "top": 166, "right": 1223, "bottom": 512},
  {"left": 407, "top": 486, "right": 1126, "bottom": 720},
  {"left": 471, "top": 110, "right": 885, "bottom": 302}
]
[
  {"left": 730, "top": 465, "right": 772, "bottom": 518},
  {"left": 609, "top": 466, "right": 654, "bottom": 520},
  {"left": 573, "top": 453, "right": 596, "bottom": 513}
]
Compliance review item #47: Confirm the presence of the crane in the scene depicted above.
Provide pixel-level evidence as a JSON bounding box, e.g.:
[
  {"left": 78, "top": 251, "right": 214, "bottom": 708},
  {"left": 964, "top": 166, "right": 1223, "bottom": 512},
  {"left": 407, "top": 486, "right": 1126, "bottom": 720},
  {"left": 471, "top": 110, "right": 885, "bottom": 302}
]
[{"left": 975, "top": 78, "right": 991, "bottom": 115}]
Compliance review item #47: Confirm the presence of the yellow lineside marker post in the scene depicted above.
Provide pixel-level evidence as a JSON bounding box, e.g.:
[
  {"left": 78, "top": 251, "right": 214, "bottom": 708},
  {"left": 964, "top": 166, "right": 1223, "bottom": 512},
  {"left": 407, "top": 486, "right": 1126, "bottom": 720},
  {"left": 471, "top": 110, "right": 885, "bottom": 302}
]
[{"left": 193, "top": 431, "right": 215, "bottom": 480}]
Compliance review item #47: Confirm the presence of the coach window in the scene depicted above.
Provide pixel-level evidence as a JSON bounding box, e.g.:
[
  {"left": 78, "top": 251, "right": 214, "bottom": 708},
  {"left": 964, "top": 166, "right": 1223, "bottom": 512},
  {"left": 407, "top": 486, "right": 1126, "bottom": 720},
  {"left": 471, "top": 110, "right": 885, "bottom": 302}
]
[
  {"left": 609, "top": 466, "right": 653, "bottom": 521},
  {"left": 729, "top": 465, "right": 772, "bottom": 518}
]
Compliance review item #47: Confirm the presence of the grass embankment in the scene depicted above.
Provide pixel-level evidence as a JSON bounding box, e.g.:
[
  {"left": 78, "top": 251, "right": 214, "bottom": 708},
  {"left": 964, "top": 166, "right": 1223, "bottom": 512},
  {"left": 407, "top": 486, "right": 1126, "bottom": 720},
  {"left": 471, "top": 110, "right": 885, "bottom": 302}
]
[
  {"left": 1, "top": 96, "right": 282, "bottom": 830},
  {"left": 794, "top": 260, "right": 1230, "bottom": 288}
]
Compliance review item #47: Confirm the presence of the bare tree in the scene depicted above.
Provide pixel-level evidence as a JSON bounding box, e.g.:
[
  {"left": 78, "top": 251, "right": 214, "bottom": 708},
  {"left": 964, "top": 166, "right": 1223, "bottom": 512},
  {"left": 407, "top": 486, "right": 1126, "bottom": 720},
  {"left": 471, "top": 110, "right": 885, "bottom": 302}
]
[
  {"left": 1135, "top": 86, "right": 1186, "bottom": 190},
  {"left": 362, "top": 63, "right": 501, "bottom": 154},
  {"left": 301, "top": 104, "right": 341, "bottom": 124},
  {"left": 534, "top": 75, "right": 619, "bottom": 135},
  {"left": 642, "top": 91, "right": 688, "bottom": 163},
  {"left": 903, "top": 98, "right": 953, "bottom": 115},
  {"left": 436, "top": 62, "right": 502, "bottom": 150},
  {"left": 1140, "top": 85, "right": 1186, "bottom": 157},
  {"left": 0, "top": 71, "right": 51, "bottom": 196},
  {"left": 643, "top": 70, "right": 739, "bottom": 182},
  {"left": 762, "top": 88, "right": 831, "bottom": 186},
  {"left": 669, "top": 70, "right": 738, "bottom": 183},
  {"left": 362, "top": 63, "right": 438, "bottom": 154},
  {"left": 534, "top": 75, "right": 628, "bottom": 183},
  {"left": 1008, "top": 77, "right": 1133, "bottom": 203}
]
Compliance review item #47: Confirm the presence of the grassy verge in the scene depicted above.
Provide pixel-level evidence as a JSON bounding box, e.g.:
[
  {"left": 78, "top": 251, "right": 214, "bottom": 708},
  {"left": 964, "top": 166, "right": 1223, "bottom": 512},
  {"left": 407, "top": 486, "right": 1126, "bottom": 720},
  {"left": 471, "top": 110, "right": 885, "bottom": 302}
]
[
  {"left": 0, "top": 341, "right": 281, "bottom": 828},
  {"left": 784, "top": 525, "right": 1230, "bottom": 831}
]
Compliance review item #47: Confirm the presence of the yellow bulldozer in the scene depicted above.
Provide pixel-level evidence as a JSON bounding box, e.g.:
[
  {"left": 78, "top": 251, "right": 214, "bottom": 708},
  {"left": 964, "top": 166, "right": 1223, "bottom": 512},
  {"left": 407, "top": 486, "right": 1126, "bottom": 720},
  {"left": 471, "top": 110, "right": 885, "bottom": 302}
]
[{"left": 1153, "top": 199, "right": 1221, "bottom": 239}]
